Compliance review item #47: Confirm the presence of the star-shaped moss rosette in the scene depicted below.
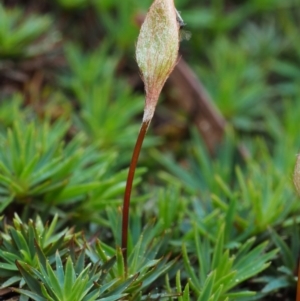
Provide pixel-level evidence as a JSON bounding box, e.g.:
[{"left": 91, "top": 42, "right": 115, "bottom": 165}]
[{"left": 121, "top": 0, "right": 180, "bottom": 269}]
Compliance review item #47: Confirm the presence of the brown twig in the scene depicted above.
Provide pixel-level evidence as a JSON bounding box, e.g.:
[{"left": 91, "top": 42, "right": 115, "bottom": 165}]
[{"left": 169, "top": 58, "right": 226, "bottom": 153}]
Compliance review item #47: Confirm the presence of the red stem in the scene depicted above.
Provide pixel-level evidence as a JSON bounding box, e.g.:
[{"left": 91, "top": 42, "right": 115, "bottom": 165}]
[{"left": 121, "top": 119, "right": 150, "bottom": 272}]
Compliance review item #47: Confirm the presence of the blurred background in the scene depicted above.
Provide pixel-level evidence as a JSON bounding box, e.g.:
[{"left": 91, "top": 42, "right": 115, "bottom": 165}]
[{"left": 1, "top": 0, "right": 300, "bottom": 153}]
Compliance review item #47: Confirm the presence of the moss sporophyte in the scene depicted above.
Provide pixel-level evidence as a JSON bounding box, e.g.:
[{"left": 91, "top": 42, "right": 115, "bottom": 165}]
[{"left": 121, "top": 0, "right": 180, "bottom": 271}]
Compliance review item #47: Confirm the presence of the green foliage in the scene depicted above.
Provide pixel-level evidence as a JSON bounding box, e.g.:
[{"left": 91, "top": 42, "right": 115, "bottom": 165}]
[
  {"left": 206, "top": 158, "right": 294, "bottom": 238},
  {"left": 182, "top": 3, "right": 251, "bottom": 34},
  {"left": 0, "top": 118, "right": 135, "bottom": 221},
  {"left": 272, "top": 55, "right": 300, "bottom": 97},
  {"left": 152, "top": 128, "right": 236, "bottom": 197},
  {"left": 259, "top": 226, "right": 299, "bottom": 293},
  {"left": 196, "top": 37, "right": 272, "bottom": 132},
  {"left": 55, "top": 0, "right": 92, "bottom": 10},
  {"left": 154, "top": 126, "right": 297, "bottom": 238},
  {"left": 93, "top": 0, "right": 146, "bottom": 51},
  {"left": 88, "top": 225, "right": 177, "bottom": 300},
  {"left": 15, "top": 247, "right": 131, "bottom": 301},
  {"left": 233, "top": 163, "right": 293, "bottom": 233},
  {"left": 0, "top": 3, "right": 57, "bottom": 58},
  {"left": 61, "top": 42, "right": 117, "bottom": 91},
  {"left": 0, "top": 213, "right": 179, "bottom": 301},
  {"left": 180, "top": 0, "right": 295, "bottom": 55},
  {"left": 0, "top": 94, "right": 31, "bottom": 129},
  {"left": 154, "top": 188, "right": 187, "bottom": 233},
  {"left": 74, "top": 78, "right": 144, "bottom": 152},
  {"left": 183, "top": 225, "right": 277, "bottom": 301},
  {"left": 0, "top": 214, "right": 179, "bottom": 301},
  {"left": 240, "top": 22, "right": 286, "bottom": 69},
  {"left": 0, "top": 214, "right": 76, "bottom": 288}
]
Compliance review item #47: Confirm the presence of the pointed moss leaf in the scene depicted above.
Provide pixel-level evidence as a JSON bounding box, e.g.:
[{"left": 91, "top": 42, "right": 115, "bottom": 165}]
[
  {"left": 13, "top": 288, "right": 47, "bottom": 301},
  {"left": 140, "top": 257, "right": 176, "bottom": 288},
  {"left": 74, "top": 248, "right": 86, "bottom": 274},
  {"left": 211, "top": 225, "right": 225, "bottom": 269},
  {"left": 63, "top": 256, "right": 76, "bottom": 297},
  {"left": 40, "top": 283, "right": 55, "bottom": 300},
  {"left": 16, "top": 261, "right": 43, "bottom": 295},
  {"left": 34, "top": 240, "right": 47, "bottom": 271},
  {"left": 98, "top": 278, "right": 120, "bottom": 294},
  {"left": 55, "top": 250, "right": 65, "bottom": 285},
  {"left": 234, "top": 237, "right": 256, "bottom": 260},
  {"left": 43, "top": 214, "right": 58, "bottom": 242},
  {"left": 0, "top": 275, "right": 22, "bottom": 288},
  {"left": 44, "top": 233, "right": 67, "bottom": 255},
  {"left": 45, "top": 260, "right": 64, "bottom": 300},
  {"left": 82, "top": 289, "right": 99, "bottom": 301},
  {"left": 182, "top": 283, "right": 190, "bottom": 301},
  {"left": 224, "top": 291, "right": 256, "bottom": 298},
  {"left": 294, "top": 154, "right": 300, "bottom": 195},
  {"left": 98, "top": 255, "right": 117, "bottom": 283},
  {"left": 0, "top": 252, "right": 19, "bottom": 268},
  {"left": 19, "top": 154, "right": 40, "bottom": 180},
  {"left": 208, "top": 284, "right": 223, "bottom": 301},
  {"left": 0, "top": 174, "right": 23, "bottom": 193},
  {"left": 69, "top": 272, "right": 90, "bottom": 300},
  {"left": 27, "top": 224, "right": 36, "bottom": 258},
  {"left": 182, "top": 244, "right": 199, "bottom": 293},
  {"left": 55, "top": 182, "right": 101, "bottom": 201},
  {"left": 198, "top": 271, "right": 216, "bottom": 301},
  {"left": 96, "top": 294, "right": 127, "bottom": 301},
  {"left": 262, "top": 276, "right": 290, "bottom": 293},
  {"left": 269, "top": 228, "right": 294, "bottom": 269},
  {"left": 102, "top": 274, "right": 138, "bottom": 297},
  {"left": 116, "top": 247, "right": 125, "bottom": 277}
]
